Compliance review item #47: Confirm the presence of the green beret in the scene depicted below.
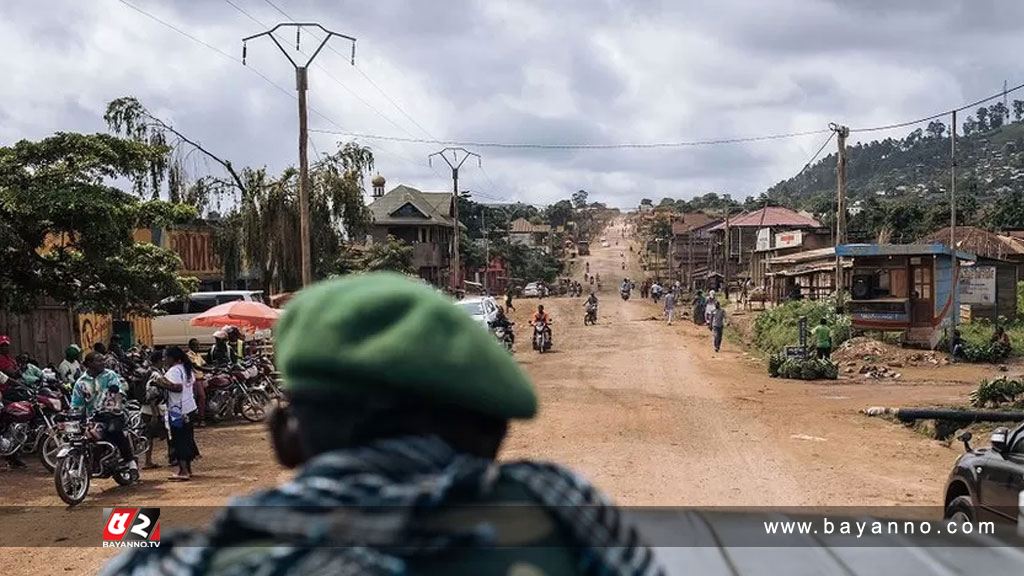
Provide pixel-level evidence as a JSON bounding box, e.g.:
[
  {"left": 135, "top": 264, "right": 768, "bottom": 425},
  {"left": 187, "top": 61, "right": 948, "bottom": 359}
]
[{"left": 275, "top": 273, "right": 537, "bottom": 420}]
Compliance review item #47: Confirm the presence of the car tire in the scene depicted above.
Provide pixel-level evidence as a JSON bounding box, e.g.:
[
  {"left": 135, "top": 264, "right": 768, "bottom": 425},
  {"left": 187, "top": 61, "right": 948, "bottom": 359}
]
[{"left": 944, "top": 495, "right": 975, "bottom": 524}]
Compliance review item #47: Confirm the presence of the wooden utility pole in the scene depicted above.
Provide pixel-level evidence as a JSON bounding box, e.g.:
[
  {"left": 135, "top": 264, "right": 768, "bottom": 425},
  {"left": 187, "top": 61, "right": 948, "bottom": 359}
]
[
  {"left": 243, "top": 23, "right": 357, "bottom": 287},
  {"left": 830, "top": 123, "right": 850, "bottom": 299},
  {"left": 429, "top": 148, "right": 481, "bottom": 291},
  {"left": 950, "top": 109, "right": 958, "bottom": 333},
  {"left": 723, "top": 209, "right": 731, "bottom": 292}
]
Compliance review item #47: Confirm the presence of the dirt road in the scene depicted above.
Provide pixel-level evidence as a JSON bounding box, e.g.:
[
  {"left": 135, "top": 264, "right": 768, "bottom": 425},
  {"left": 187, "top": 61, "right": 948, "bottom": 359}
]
[
  {"left": 503, "top": 219, "right": 974, "bottom": 506},
  {"left": 1, "top": 218, "right": 985, "bottom": 574}
]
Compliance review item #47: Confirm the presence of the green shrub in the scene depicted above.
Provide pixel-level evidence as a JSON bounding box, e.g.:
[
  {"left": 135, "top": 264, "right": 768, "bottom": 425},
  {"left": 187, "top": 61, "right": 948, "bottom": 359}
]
[
  {"left": 768, "top": 351, "right": 838, "bottom": 380},
  {"left": 970, "top": 377, "right": 1024, "bottom": 407},
  {"left": 752, "top": 299, "right": 851, "bottom": 356}
]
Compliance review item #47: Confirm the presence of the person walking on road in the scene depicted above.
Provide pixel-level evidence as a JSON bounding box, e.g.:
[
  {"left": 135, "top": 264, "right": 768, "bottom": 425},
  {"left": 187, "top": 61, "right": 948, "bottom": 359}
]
[
  {"left": 664, "top": 289, "right": 677, "bottom": 325},
  {"left": 711, "top": 302, "right": 726, "bottom": 353},
  {"left": 505, "top": 285, "right": 516, "bottom": 313},
  {"left": 704, "top": 297, "right": 717, "bottom": 330},
  {"left": 812, "top": 318, "right": 833, "bottom": 359},
  {"left": 692, "top": 291, "right": 706, "bottom": 326},
  {"left": 102, "top": 273, "right": 662, "bottom": 576}
]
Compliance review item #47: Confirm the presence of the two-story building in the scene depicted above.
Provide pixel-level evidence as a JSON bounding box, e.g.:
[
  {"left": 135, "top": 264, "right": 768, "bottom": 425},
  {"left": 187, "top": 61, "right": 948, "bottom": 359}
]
[
  {"left": 367, "top": 176, "right": 457, "bottom": 286},
  {"left": 509, "top": 218, "right": 552, "bottom": 253},
  {"left": 708, "top": 206, "right": 823, "bottom": 290}
]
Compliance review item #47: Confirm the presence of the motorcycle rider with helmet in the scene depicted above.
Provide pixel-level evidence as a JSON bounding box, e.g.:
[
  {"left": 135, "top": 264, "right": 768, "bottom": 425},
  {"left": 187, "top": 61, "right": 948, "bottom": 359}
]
[{"left": 70, "top": 352, "right": 137, "bottom": 474}]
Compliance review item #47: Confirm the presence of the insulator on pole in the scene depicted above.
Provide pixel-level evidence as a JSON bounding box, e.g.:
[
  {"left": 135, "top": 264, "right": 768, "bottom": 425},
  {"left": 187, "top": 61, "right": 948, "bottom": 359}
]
[
  {"left": 350, "top": 42, "right": 355, "bottom": 65},
  {"left": 296, "top": 27, "right": 300, "bottom": 51},
  {"left": 242, "top": 42, "right": 247, "bottom": 65}
]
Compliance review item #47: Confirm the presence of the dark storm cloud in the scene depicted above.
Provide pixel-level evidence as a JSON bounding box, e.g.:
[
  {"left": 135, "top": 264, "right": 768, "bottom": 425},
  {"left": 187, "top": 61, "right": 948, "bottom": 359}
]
[{"left": 2, "top": 0, "right": 1022, "bottom": 208}]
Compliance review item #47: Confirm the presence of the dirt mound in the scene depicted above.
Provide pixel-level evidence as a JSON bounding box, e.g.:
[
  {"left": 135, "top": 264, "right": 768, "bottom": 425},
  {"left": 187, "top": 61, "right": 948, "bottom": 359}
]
[{"left": 833, "top": 336, "right": 947, "bottom": 367}]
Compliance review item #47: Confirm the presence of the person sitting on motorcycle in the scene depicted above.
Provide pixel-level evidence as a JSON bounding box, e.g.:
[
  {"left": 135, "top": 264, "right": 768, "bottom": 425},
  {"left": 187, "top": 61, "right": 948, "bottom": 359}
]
[
  {"left": 226, "top": 326, "right": 246, "bottom": 362},
  {"left": 57, "top": 345, "right": 83, "bottom": 387},
  {"left": 531, "top": 305, "right": 553, "bottom": 344},
  {"left": 0, "top": 335, "right": 19, "bottom": 389},
  {"left": 489, "top": 306, "right": 515, "bottom": 344},
  {"left": 208, "top": 330, "right": 233, "bottom": 366},
  {"left": 71, "top": 352, "right": 137, "bottom": 473}
]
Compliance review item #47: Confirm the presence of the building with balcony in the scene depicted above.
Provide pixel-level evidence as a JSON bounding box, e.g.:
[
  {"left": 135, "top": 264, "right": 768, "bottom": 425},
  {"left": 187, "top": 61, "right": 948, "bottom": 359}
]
[{"left": 367, "top": 177, "right": 457, "bottom": 286}]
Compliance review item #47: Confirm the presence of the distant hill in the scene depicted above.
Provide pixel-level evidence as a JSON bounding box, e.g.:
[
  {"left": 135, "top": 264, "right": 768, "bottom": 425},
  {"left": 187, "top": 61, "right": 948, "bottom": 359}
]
[{"left": 764, "top": 118, "right": 1024, "bottom": 242}]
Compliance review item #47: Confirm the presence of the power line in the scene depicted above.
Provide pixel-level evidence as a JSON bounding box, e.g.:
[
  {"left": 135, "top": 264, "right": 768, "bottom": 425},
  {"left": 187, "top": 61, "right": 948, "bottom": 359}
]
[
  {"left": 795, "top": 130, "right": 836, "bottom": 176},
  {"left": 254, "top": 0, "right": 433, "bottom": 141},
  {"left": 849, "top": 80, "right": 1024, "bottom": 133},
  {"left": 307, "top": 127, "right": 833, "bottom": 150}
]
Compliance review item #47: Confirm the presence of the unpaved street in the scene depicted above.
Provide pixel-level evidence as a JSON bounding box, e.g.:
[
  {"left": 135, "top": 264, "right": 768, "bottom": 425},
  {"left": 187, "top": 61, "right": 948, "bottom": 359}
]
[{"left": 1, "top": 218, "right": 986, "bottom": 574}]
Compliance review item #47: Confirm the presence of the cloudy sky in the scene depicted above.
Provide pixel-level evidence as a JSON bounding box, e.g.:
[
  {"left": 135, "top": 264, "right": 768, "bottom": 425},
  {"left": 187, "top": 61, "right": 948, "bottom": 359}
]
[{"left": 2, "top": 0, "right": 1022, "bottom": 208}]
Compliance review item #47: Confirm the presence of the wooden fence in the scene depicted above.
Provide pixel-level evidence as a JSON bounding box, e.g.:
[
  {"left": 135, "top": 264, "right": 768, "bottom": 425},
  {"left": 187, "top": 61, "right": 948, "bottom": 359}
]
[{"left": 0, "top": 304, "right": 76, "bottom": 366}]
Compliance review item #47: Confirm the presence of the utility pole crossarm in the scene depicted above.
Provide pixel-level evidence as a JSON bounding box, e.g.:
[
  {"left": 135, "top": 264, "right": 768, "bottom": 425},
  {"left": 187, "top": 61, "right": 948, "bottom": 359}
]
[
  {"left": 429, "top": 148, "right": 482, "bottom": 292},
  {"left": 241, "top": 22, "right": 357, "bottom": 288}
]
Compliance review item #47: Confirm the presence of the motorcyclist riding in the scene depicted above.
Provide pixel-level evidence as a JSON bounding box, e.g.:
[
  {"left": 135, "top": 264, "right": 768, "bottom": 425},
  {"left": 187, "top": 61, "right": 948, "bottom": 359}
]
[
  {"left": 70, "top": 352, "right": 137, "bottom": 473},
  {"left": 531, "top": 305, "right": 553, "bottom": 346},
  {"left": 489, "top": 306, "right": 515, "bottom": 345}
]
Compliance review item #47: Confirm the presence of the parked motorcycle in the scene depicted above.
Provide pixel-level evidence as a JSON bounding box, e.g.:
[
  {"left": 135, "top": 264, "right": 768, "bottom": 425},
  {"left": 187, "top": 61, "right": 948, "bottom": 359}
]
[
  {"left": 584, "top": 304, "right": 598, "bottom": 326},
  {"left": 203, "top": 364, "right": 270, "bottom": 423},
  {"left": 532, "top": 321, "right": 552, "bottom": 353},
  {"left": 0, "top": 387, "right": 35, "bottom": 460},
  {"left": 25, "top": 384, "right": 69, "bottom": 472},
  {"left": 53, "top": 399, "right": 149, "bottom": 506}
]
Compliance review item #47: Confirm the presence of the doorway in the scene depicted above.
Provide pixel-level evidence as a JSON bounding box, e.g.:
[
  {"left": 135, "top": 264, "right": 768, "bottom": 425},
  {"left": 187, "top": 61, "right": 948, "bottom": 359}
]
[{"left": 909, "top": 261, "right": 933, "bottom": 326}]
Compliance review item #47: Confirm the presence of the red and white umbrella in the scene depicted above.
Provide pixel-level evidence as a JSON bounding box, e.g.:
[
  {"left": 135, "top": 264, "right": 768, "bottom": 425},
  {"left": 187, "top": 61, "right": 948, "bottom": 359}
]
[{"left": 189, "top": 300, "right": 281, "bottom": 330}]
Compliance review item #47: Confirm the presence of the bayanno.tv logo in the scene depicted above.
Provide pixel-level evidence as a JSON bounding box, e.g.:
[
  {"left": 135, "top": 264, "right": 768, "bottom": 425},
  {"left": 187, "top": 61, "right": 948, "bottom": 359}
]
[{"left": 102, "top": 508, "right": 161, "bottom": 548}]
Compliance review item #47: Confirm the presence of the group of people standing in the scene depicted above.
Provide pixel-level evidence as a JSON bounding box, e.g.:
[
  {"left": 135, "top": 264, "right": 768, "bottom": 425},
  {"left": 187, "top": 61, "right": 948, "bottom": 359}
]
[{"left": 691, "top": 290, "right": 727, "bottom": 353}]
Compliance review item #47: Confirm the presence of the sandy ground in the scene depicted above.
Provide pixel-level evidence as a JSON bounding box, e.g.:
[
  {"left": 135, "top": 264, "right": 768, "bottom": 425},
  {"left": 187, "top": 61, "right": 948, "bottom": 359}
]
[{"left": 0, "top": 218, "right": 999, "bottom": 574}]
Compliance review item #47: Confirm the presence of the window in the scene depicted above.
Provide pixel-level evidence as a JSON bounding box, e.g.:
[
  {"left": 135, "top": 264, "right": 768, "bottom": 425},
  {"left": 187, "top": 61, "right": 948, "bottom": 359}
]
[
  {"left": 912, "top": 266, "right": 932, "bottom": 299},
  {"left": 188, "top": 295, "right": 218, "bottom": 313},
  {"left": 216, "top": 294, "right": 244, "bottom": 305},
  {"left": 154, "top": 298, "right": 185, "bottom": 315}
]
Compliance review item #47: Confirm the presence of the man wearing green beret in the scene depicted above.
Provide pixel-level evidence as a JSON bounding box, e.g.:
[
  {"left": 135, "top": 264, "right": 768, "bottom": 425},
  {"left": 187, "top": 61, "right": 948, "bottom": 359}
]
[{"left": 104, "top": 273, "right": 662, "bottom": 576}]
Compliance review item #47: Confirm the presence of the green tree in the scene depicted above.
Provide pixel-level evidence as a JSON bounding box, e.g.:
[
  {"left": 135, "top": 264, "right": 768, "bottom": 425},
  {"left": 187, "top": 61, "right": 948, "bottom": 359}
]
[
  {"left": 0, "top": 133, "right": 196, "bottom": 313},
  {"left": 1013, "top": 100, "right": 1024, "bottom": 122},
  {"left": 544, "top": 199, "right": 574, "bottom": 228},
  {"left": 363, "top": 235, "right": 414, "bottom": 274},
  {"left": 976, "top": 107, "right": 990, "bottom": 131},
  {"left": 926, "top": 120, "right": 946, "bottom": 139},
  {"left": 989, "top": 103, "right": 1008, "bottom": 129},
  {"left": 986, "top": 186, "right": 1024, "bottom": 230},
  {"left": 963, "top": 116, "right": 978, "bottom": 136},
  {"left": 571, "top": 189, "right": 589, "bottom": 209}
]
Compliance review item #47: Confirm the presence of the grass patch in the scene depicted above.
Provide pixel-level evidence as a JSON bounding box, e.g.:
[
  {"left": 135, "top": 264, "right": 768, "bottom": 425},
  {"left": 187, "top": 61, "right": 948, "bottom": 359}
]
[{"left": 956, "top": 318, "right": 1024, "bottom": 358}]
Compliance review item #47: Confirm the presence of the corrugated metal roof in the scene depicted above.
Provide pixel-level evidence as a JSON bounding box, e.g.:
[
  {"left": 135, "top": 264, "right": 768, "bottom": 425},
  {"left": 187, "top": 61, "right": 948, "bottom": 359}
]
[
  {"left": 836, "top": 243, "right": 975, "bottom": 260},
  {"left": 368, "top": 185, "right": 455, "bottom": 226},
  {"left": 919, "top": 225, "right": 1024, "bottom": 260},
  {"left": 670, "top": 212, "right": 719, "bottom": 235},
  {"left": 510, "top": 218, "right": 551, "bottom": 234},
  {"left": 709, "top": 206, "right": 822, "bottom": 231}
]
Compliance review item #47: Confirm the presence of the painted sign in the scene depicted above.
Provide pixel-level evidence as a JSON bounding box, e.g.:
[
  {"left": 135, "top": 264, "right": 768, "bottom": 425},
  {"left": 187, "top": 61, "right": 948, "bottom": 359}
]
[
  {"left": 168, "top": 230, "right": 221, "bottom": 276},
  {"left": 774, "top": 230, "right": 804, "bottom": 250},
  {"left": 756, "top": 228, "right": 771, "bottom": 251},
  {"left": 959, "top": 266, "right": 996, "bottom": 305}
]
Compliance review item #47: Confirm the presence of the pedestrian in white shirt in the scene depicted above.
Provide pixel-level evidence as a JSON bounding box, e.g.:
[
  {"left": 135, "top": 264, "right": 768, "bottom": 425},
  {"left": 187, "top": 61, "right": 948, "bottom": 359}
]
[{"left": 152, "top": 347, "right": 198, "bottom": 481}]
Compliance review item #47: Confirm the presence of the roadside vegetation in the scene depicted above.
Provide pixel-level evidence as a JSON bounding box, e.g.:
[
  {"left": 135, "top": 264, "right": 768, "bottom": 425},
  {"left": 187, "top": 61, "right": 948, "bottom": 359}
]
[{"left": 751, "top": 299, "right": 851, "bottom": 356}]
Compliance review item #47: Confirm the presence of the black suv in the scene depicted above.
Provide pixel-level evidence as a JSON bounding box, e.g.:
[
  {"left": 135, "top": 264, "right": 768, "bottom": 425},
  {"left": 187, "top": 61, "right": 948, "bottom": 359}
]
[{"left": 944, "top": 423, "right": 1024, "bottom": 523}]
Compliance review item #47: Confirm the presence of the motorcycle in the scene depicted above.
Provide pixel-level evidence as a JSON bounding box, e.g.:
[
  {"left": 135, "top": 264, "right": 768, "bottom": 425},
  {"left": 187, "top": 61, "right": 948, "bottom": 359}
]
[
  {"left": 532, "top": 321, "right": 552, "bottom": 353},
  {"left": 26, "top": 383, "right": 69, "bottom": 472},
  {"left": 0, "top": 387, "right": 35, "bottom": 460},
  {"left": 203, "top": 363, "right": 271, "bottom": 423},
  {"left": 53, "top": 399, "right": 149, "bottom": 506},
  {"left": 492, "top": 323, "right": 514, "bottom": 352},
  {"left": 620, "top": 289, "right": 631, "bottom": 301},
  {"left": 584, "top": 303, "right": 598, "bottom": 326}
]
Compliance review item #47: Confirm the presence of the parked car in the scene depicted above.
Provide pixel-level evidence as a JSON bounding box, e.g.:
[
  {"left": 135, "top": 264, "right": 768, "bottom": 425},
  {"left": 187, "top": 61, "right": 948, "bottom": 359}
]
[
  {"left": 151, "top": 291, "right": 266, "bottom": 346},
  {"left": 943, "top": 423, "right": 1024, "bottom": 524},
  {"left": 521, "top": 282, "right": 544, "bottom": 298},
  {"left": 454, "top": 296, "right": 500, "bottom": 327}
]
